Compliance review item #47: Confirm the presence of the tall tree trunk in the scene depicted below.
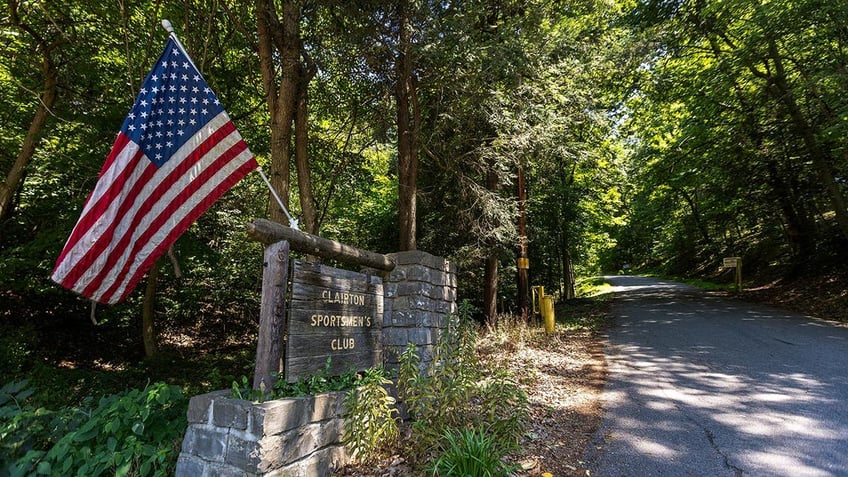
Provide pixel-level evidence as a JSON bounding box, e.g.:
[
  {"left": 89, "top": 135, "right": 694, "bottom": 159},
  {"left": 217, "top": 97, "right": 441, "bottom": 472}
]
[
  {"left": 142, "top": 260, "right": 160, "bottom": 357},
  {"left": 483, "top": 163, "right": 499, "bottom": 324},
  {"left": 558, "top": 216, "right": 576, "bottom": 300},
  {"left": 678, "top": 188, "right": 712, "bottom": 245},
  {"left": 295, "top": 66, "right": 318, "bottom": 235},
  {"left": 563, "top": 248, "right": 576, "bottom": 300},
  {"left": 484, "top": 255, "right": 498, "bottom": 325},
  {"left": 396, "top": 0, "right": 418, "bottom": 251},
  {"left": 0, "top": 33, "right": 59, "bottom": 223},
  {"left": 256, "top": 0, "right": 300, "bottom": 225},
  {"left": 765, "top": 157, "right": 815, "bottom": 256}
]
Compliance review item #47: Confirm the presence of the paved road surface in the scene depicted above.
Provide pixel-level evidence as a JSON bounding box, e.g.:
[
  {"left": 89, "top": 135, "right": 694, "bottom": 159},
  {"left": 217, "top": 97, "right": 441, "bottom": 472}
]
[{"left": 586, "top": 276, "right": 848, "bottom": 476}]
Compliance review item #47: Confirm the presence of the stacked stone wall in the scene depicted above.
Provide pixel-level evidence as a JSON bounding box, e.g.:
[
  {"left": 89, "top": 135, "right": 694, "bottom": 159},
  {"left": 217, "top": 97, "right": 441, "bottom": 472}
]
[
  {"left": 382, "top": 250, "right": 458, "bottom": 370},
  {"left": 176, "top": 390, "right": 349, "bottom": 476}
]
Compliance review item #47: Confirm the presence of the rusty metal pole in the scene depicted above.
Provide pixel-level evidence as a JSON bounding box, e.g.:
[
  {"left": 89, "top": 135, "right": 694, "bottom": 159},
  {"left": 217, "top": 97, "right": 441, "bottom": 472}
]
[{"left": 517, "top": 164, "right": 530, "bottom": 321}]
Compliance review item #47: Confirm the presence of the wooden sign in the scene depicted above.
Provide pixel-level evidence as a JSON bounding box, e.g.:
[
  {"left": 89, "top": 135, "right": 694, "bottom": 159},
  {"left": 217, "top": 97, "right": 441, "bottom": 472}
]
[
  {"left": 285, "top": 260, "right": 383, "bottom": 381},
  {"left": 722, "top": 257, "right": 740, "bottom": 268}
]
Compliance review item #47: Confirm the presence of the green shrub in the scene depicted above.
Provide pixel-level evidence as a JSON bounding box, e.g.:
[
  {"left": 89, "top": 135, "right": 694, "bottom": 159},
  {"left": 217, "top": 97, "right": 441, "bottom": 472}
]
[
  {"left": 5, "top": 381, "right": 186, "bottom": 477},
  {"left": 398, "top": 302, "right": 528, "bottom": 461},
  {"left": 342, "top": 367, "right": 399, "bottom": 464},
  {"left": 427, "top": 427, "right": 517, "bottom": 477},
  {"left": 0, "top": 380, "right": 74, "bottom": 473}
]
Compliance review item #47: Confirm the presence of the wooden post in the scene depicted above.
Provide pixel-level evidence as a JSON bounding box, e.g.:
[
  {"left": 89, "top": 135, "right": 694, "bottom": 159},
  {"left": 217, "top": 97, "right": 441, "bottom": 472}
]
[
  {"left": 253, "top": 240, "right": 290, "bottom": 391},
  {"left": 736, "top": 259, "right": 743, "bottom": 293}
]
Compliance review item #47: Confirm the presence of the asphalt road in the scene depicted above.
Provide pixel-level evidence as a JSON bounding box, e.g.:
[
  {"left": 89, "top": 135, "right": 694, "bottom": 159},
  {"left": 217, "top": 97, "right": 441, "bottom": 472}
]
[{"left": 585, "top": 276, "right": 848, "bottom": 477}]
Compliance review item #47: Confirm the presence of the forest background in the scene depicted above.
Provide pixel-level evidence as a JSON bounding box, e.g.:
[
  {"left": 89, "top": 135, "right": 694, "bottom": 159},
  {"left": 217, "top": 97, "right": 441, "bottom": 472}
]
[{"left": 2, "top": 0, "right": 847, "bottom": 418}]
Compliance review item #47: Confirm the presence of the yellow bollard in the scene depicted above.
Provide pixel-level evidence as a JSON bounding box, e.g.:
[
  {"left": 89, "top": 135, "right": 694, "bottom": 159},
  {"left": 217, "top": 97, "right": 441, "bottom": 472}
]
[
  {"left": 532, "top": 285, "right": 556, "bottom": 333},
  {"left": 541, "top": 294, "right": 555, "bottom": 333}
]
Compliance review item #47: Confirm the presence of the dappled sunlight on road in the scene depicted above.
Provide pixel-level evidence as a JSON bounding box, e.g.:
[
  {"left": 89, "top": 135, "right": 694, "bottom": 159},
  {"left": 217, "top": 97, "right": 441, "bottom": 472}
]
[{"left": 587, "top": 276, "right": 848, "bottom": 476}]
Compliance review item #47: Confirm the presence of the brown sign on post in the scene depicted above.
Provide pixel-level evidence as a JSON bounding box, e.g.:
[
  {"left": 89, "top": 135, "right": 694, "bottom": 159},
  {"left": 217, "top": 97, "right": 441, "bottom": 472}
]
[
  {"left": 722, "top": 256, "right": 743, "bottom": 292},
  {"left": 722, "top": 257, "right": 740, "bottom": 268},
  {"left": 285, "top": 260, "right": 383, "bottom": 381}
]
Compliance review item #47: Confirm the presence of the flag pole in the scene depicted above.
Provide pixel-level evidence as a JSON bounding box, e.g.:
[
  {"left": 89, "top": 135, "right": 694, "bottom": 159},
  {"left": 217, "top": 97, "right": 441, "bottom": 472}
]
[
  {"left": 160, "top": 19, "right": 300, "bottom": 231},
  {"left": 257, "top": 167, "right": 299, "bottom": 230}
]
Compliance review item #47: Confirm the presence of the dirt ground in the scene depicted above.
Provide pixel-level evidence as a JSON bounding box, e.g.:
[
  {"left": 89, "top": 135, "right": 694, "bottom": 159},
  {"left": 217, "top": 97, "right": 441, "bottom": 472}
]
[{"left": 489, "top": 328, "right": 607, "bottom": 477}]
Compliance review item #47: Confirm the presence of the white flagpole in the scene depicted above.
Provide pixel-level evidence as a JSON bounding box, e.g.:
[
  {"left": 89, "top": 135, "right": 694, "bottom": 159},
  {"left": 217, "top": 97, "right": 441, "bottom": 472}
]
[
  {"left": 257, "top": 167, "right": 299, "bottom": 230},
  {"left": 160, "top": 19, "right": 300, "bottom": 231}
]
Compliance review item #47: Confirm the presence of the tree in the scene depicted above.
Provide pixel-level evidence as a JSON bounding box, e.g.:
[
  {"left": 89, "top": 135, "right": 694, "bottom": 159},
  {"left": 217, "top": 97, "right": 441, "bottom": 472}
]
[
  {"left": 255, "top": 0, "right": 318, "bottom": 234},
  {"left": 394, "top": 0, "right": 419, "bottom": 251},
  {"left": 0, "top": 1, "right": 67, "bottom": 223}
]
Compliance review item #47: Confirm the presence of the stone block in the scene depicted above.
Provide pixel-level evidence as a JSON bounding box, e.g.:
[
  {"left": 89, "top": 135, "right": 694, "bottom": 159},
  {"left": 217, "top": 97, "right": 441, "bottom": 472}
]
[
  {"left": 384, "top": 283, "right": 397, "bottom": 298},
  {"left": 213, "top": 397, "right": 250, "bottom": 430},
  {"left": 187, "top": 390, "right": 228, "bottom": 424},
  {"left": 397, "top": 281, "right": 432, "bottom": 297},
  {"left": 224, "top": 433, "right": 262, "bottom": 471},
  {"left": 175, "top": 454, "right": 206, "bottom": 477},
  {"left": 276, "top": 422, "right": 324, "bottom": 463},
  {"left": 189, "top": 426, "right": 227, "bottom": 462},
  {"left": 311, "top": 391, "right": 346, "bottom": 422},
  {"left": 436, "top": 300, "right": 453, "bottom": 314},
  {"left": 446, "top": 287, "right": 457, "bottom": 302},
  {"left": 407, "top": 328, "right": 433, "bottom": 346},
  {"left": 388, "top": 250, "right": 432, "bottom": 266},
  {"left": 274, "top": 444, "right": 349, "bottom": 477},
  {"left": 408, "top": 295, "right": 435, "bottom": 312},
  {"left": 418, "top": 345, "right": 435, "bottom": 364},
  {"left": 403, "top": 266, "right": 431, "bottom": 284},
  {"left": 180, "top": 426, "right": 197, "bottom": 455},
  {"left": 382, "top": 328, "right": 408, "bottom": 347},
  {"left": 251, "top": 397, "right": 311, "bottom": 437},
  {"left": 387, "top": 267, "right": 407, "bottom": 282},
  {"left": 206, "top": 462, "right": 252, "bottom": 477}
]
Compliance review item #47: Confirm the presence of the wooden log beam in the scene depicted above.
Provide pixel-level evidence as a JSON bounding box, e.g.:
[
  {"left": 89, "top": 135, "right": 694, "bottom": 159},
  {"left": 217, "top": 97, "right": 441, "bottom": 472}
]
[{"left": 247, "top": 218, "right": 396, "bottom": 271}]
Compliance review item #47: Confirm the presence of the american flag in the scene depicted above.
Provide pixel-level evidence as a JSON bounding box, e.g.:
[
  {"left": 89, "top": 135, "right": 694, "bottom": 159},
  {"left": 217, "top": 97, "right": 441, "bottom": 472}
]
[{"left": 51, "top": 37, "right": 258, "bottom": 304}]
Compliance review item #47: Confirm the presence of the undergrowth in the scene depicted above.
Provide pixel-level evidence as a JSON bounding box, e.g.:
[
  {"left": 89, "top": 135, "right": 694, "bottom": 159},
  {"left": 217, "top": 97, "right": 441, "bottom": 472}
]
[
  {"left": 230, "top": 357, "right": 361, "bottom": 402},
  {"left": 1, "top": 380, "right": 186, "bottom": 477},
  {"left": 396, "top": 302, "right": 529, "bottom": 472}
]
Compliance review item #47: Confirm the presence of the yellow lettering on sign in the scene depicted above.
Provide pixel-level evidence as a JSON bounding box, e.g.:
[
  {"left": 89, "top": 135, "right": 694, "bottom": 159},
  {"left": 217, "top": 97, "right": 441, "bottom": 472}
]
[
  {"left": 331, "top": 338, "right": 355, "bottom": 350},
  {"left": 310, "top": 314, "right": 373, "bottom": 327},
  {"left": 321, "top": 289, "right": 366, "bottom": 306}
]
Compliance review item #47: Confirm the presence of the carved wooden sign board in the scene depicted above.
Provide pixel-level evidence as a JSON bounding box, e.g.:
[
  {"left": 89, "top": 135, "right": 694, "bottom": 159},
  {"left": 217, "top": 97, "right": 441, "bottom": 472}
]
[{"left": 285, "top": 260, "right": 383, "bottom": 381}]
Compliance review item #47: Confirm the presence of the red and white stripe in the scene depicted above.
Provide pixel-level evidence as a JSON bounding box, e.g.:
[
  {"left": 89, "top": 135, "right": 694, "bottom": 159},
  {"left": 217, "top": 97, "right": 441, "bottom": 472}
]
[{"left": 52, "top": 112, "right": 257, "bottom": 304}]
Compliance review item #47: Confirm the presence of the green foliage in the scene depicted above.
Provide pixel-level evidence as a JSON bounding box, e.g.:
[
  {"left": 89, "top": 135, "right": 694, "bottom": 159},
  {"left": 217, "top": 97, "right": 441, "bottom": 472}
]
[
  {"left": 397, "top": 304, "right": 528, "bottom": 462},
  {"left": 342, "top": 368, "right": 399, "bottom": 464},
  {"left": 2, "top": 381, "right": 186, "bottom": 477},
  {"left": 231, "top": 358, "right": 362, "bottom": 402},
  {"left": 427, "top": 427, "right": 517, "bottom": 477}
]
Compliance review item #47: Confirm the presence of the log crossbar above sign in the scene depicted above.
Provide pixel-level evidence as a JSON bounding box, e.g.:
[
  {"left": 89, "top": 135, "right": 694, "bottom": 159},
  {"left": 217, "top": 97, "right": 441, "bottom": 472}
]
[
  {"left": 247, "top": 218, "right": 395, "bottom": 271},
  {"left": 285, "top": 260, "right": 383, "bottom": 381}
]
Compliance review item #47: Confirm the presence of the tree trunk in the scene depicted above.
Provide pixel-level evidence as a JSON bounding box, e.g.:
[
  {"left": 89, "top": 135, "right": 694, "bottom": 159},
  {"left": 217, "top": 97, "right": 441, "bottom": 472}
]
[
  {"left": 295, "top": 69, "right": 318, "bottom": 235},
  {"left": 256, "top": 0, "right": 301, "bottom": 225},
  {"left": 142, "top": 260, "right": 160, "bottom": 357},
  {"left": 563, "top": 249, "right": 576, "bottom": 300},
  {"left": 0, "top": 42, "right": 59, "bottom": 223},
  {"left": 484, "top": 255, "right": 498, "bottom": 326},
  {"left": 483, "top": 161, "right": 499, "bottom": 324},
  {"left": 678, "top": 188, "right": 712, "bottom": 245},
  {"left": 396, "top": 0, "right": 418, "bottom": 251}
]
